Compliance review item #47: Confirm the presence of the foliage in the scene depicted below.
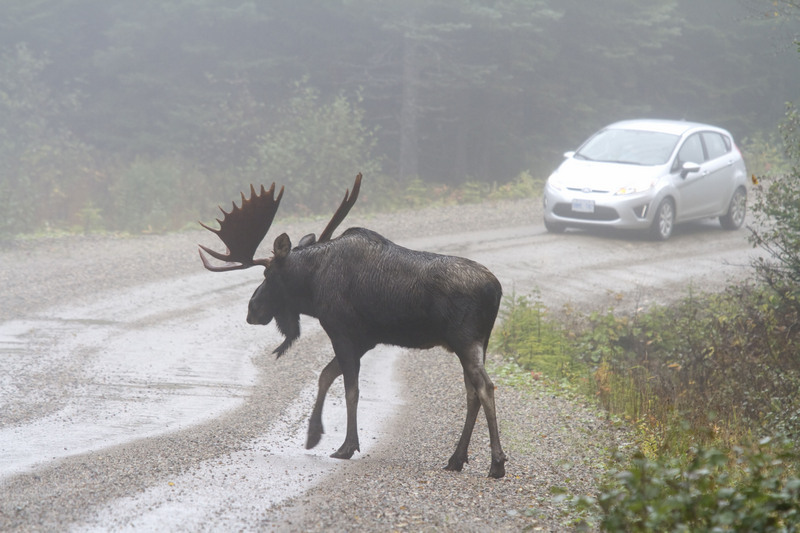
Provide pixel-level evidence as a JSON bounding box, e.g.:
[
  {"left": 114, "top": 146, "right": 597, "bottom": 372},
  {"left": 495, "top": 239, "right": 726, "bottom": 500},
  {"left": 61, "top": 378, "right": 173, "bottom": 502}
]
[
  {"left": 0, "top": 43, "right": 98, "bottom": 235},
  {"left": 740, "top": 131, "right": 792, "bottom": 178},
  {"left": 108, "top": 156, "right": 208, "bottom": 233},
  {"left": 749, "top": 104, "right": 800, "bottom": 312},
  {"left": 494, "top": 285, "right": 800, "bottom": 529},
  {"left": 488, "top": 171, "right": 547, "bottom": 201},
  {"left": 370, "top": 171, "right": 542, "bottom": 213},
  {"left": 597, "top": 438, "right": 800, "bottom": 532},
  {"left": 493, "top": 293, "right": 582, "bottom": 380},
  {"left": 1, "top": 0, "right": 799, "bottom": 237},
  {"left": 584, "top": 285, "right": 800, "bottom": 449},
  {"left": 246, "top": 84, "right": 382, "bottom": 214},
  {"left": 496, "top": 285, "right": 800, "bottom": 530}
]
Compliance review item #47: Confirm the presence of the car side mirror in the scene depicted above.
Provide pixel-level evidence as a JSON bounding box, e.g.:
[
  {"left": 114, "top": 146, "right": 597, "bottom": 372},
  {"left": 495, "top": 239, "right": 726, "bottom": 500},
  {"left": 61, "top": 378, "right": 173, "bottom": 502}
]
[
  {"left": 564, "top": 151, "right": 575, "bottom": 159},
  {"left": 680, "top": 161, "right": 701, "bottom": 179}
]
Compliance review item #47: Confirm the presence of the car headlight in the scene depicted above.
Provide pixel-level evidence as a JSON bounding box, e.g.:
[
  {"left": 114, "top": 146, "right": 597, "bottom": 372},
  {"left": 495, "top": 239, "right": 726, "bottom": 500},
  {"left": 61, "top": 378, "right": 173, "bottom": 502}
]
[
  {"left": 547, "top": 173, "right": 564, "bottom": 191},
  {"left": 615, "top": 180, "right": 655, "bottom": 195}
]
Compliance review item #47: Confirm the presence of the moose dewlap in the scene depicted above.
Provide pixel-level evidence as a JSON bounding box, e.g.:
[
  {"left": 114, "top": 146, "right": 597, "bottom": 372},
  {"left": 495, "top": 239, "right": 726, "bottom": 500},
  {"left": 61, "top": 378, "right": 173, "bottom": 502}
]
[{"left": 199, "top": 174, "right": 507, "bottom": 478}]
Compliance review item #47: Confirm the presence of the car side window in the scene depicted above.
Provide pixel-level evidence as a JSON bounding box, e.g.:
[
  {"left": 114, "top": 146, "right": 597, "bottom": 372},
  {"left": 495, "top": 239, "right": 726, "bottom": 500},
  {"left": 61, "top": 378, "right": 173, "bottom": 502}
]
[
  {"left": 674, "top": 133, "right": 705, "bottom": 171},
  {"left": 702, "top": 132, "right": 730, "bottom": 160}
]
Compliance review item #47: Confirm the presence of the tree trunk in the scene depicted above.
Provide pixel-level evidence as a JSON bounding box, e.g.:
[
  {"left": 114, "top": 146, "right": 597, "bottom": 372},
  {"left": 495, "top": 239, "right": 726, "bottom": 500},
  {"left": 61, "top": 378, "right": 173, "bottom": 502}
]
[{"left": 398, "top": 32, "right": 420, "bottom": 182}]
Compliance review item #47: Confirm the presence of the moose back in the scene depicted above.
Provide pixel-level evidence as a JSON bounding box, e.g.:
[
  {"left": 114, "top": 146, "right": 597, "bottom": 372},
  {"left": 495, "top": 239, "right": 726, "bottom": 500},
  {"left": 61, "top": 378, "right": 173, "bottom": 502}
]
[{"left": 199, "top": 174, "right": 507, "bottom": 478}]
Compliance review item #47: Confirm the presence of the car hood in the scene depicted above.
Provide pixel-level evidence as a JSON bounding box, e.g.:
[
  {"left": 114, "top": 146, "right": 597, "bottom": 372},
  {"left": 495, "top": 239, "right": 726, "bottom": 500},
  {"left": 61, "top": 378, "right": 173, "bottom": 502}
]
[{"left": 551, "top": 158, "right": 665, "bottom": 192}]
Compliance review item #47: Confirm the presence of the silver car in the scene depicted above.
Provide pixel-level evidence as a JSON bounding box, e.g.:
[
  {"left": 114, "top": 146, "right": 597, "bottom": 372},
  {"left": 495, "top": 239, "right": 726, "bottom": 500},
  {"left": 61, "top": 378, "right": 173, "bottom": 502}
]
[{"left": 543, "top": 119, "right": 748, "bottom": 240}]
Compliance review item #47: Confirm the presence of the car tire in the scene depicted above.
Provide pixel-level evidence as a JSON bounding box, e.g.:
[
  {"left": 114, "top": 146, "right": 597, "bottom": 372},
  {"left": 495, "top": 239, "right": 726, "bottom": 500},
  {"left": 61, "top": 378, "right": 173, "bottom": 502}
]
[
  {"left": 649, "top": 198, "right": 675, "bottom": 241},
  {"left": 544, "top": 218, "right": 566, "bottom": 233},
  {"left": 720, "top": 187, "right": 747, "bottom": 230}
]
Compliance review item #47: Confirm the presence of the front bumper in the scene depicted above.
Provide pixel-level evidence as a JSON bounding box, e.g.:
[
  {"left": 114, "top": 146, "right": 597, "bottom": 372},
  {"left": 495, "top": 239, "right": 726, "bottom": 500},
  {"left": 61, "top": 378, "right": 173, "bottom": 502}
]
[{"left": 543, "top": 185, "right": 657, "bottom": 230}]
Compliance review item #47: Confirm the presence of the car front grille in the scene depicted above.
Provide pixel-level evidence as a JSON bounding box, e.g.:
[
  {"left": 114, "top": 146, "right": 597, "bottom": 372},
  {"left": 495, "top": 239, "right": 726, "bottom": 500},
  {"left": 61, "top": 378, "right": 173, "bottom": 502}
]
[
  {"left": 566, "top": 187, "right": 610, "bottom": 194},
  {"left": 553, "top": 203, "right": 619, "bottom": 221}
]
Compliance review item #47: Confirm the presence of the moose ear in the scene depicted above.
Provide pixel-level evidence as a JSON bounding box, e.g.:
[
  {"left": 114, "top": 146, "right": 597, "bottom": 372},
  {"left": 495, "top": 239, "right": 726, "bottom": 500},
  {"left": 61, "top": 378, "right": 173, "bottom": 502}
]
[
  {"left": 273, "top": 233, "right": 292, "bottom": 259},
  {"left": 297, "top": 233, "right": 317, "bottom": 248}
]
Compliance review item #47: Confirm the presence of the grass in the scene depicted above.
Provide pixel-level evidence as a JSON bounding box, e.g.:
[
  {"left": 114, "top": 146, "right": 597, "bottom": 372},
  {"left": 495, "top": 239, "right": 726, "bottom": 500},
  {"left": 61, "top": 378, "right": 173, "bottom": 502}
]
[{"left": 491, "top": 285, "right": 800, "bottom": 531}]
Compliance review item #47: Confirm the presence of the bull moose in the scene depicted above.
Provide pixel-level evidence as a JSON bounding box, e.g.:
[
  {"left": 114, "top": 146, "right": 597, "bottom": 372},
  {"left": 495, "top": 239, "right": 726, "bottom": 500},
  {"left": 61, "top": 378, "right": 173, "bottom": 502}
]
[{"left": 199, "top": 174, "right": 508, "bottom": 478}]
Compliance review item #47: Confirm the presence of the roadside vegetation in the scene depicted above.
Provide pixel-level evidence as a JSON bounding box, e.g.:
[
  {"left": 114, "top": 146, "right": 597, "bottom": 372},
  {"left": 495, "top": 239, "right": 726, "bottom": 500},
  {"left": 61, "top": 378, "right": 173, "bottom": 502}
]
[
  {"left": 493, "top": 106, "right": 800, "bottom": 531},
  {"left": 2, "top": 1, "right": 798, "bottom": 240}
]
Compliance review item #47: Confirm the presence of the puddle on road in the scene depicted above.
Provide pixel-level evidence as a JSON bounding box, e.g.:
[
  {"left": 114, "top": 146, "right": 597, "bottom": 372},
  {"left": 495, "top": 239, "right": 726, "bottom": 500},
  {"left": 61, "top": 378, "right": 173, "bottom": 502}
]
[
  {"left": 0, "top": 271, "right": 265, "bottom": 479},
  {"left": 1, "top": 268, "right": 405, "bottom": 531},
  {"left": 74, "top": 345, "right": 404, "bottom": 532}
]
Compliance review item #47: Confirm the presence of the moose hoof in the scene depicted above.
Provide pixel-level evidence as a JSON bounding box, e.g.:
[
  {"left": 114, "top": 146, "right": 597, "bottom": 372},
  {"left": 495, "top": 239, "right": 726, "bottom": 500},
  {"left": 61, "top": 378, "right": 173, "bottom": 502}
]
[
  {"left": 305, "top": 426, "right": 323, "bottom": 450},
  {"left": 488, "top": 453, "right": 508, "bottom": 479},
  {"left": 330, "top": 443, "right": 359, "bottom": 460},
  {"left": 444, "top": 454, "right": 467, "bottom": 472}
]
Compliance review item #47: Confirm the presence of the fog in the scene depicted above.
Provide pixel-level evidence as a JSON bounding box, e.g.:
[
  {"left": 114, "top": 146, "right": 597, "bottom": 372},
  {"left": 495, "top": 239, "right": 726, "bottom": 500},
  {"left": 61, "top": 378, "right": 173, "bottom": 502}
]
[{"left": 0, "top": 0, "right": 798, "bottom": 235}]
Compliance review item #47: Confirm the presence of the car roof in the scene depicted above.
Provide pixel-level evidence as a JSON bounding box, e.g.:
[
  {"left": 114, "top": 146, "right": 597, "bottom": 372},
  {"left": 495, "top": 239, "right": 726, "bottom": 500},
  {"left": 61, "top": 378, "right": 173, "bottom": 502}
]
[{"left": 604, "top": 119, "right": 729, "bottom": 137}]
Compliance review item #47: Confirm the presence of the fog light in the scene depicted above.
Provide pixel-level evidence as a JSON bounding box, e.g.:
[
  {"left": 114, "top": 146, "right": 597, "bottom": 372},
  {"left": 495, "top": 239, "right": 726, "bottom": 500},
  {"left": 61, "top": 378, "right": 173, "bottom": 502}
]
[{"left": 633, "top": 204, "right": 649, "bottom": 219}]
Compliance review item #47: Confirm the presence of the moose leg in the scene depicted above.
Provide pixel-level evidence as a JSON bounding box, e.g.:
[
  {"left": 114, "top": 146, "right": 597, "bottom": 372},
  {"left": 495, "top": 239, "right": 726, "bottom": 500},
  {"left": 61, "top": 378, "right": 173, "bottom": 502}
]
[
  {"left": 330, "top": 349, "right": 362, "bottom": 460},
  {"left": 445, "top": 370, "right": 481, "bottom": 472},
  {"left": 453, "top": 343, "right": 508, "bottom": 479},
  {"left": 306, "top": 357, "right": 342, "bottom": 449}
]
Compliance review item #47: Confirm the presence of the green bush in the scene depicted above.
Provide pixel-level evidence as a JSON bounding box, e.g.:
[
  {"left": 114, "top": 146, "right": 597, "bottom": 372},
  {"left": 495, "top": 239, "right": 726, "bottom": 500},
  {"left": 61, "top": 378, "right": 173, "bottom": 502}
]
[
  {"left": 748, "top": 103, "right": 800, "bottom": 312},
  {"left": 577, "top": 285, "right": 800, "bottom": 448},
  {"left": 740, "top": 131, "right": 791, "bottom": 178},
  {"left": 494, "top": 292, "right": 800, "bottom": 529},
  {"left": 492, "top": 293, "right": 582, "bottom": 380},
  {"left": 598, "top": 438, "right": 800, "bottom": 532},
  {"left": 247, "top": 83, "right": 382, "bottom": 215},
  {"left": 108, "top": 156, "right": 207, "bottom": 233},
  {"left": 0, "top": 43, "right": 99, "bottom": 236},
  {"left": 488, "top": 170, "right": 545, "bottom": 200}
]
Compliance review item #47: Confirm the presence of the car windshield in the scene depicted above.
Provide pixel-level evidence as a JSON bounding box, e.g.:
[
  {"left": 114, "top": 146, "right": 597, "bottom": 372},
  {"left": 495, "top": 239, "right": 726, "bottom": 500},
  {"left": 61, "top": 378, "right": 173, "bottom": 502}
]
[{"left": 575, "top": 128, "right": 680, "bottom": 166}]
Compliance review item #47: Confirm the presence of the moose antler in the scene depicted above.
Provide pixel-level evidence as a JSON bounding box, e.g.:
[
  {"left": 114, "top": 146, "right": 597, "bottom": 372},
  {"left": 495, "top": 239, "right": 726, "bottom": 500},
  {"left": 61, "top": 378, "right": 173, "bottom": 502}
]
[
  {"left": 199, "top": 173, "right": 362, "bottom": 271},
  {"left": 318, "top": 173, "right": 362, "bottom": 243},
  {"left": 199, "top": 183, "right": 284, "bottom": 272}
]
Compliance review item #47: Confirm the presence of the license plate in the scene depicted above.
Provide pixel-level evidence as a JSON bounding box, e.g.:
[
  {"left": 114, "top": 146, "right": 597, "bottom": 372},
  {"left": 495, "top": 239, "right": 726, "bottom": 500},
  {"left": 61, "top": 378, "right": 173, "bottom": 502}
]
[{"left": 572, "top": 199, "right": 595, "bottom": 213}]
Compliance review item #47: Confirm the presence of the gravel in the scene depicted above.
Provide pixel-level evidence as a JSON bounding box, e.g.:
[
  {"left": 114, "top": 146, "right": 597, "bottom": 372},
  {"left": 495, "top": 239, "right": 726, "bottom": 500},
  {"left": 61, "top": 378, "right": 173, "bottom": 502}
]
[
  {"left": 271, "top": 349, "right": 626, "bottom": 532},
  {"left": 2, "top": 199, "right": 536, "bottom": 322},
  {"left": 1, "top": 197, "right": 627, "bottom": 532}
]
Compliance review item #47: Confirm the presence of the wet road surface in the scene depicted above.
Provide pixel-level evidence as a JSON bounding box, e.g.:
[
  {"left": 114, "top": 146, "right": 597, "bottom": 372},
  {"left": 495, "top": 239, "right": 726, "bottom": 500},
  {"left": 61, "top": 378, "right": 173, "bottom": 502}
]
[{"left": 0, "top": 207, "right": 759, "bottom": 531}]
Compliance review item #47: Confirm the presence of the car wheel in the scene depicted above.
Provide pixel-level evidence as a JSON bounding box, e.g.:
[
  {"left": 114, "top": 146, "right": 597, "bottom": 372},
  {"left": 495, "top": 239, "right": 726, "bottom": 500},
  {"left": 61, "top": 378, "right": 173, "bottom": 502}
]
[
  {"left": 650, "top": 198, "right": 675, "bottom": 241},
  {"left": 720, "top": 187, "right": 746, "bottom": 230},
  {"left": 544, "top": 218, "right": 566, "bottom": 233}
]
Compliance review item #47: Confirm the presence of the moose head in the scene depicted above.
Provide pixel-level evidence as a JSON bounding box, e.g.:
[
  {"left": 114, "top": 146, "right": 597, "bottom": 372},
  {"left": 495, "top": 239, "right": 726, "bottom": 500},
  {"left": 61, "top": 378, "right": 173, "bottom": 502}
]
[{"left": 199, "top": 174, "right": 361, "bottom": 356}]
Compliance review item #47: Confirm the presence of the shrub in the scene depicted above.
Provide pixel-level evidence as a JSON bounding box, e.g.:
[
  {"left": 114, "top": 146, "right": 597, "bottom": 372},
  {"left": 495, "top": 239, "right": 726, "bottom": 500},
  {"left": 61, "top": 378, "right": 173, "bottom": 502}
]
[
  {"left": 580, "top": 286, "right": 800, "bottom": 449},
  {"left": 492, "top": 293, "right": 582, "bottom": 380},
  {"left": 597, "top": 437, "right": 800, "bottom": 532},
  {"left": 247, "top": 83, "right": 382, "bottom": 214},
  {"left": 0, "top": 43, "right": 99, "bottom": 236},
  {"left": 740, "top": 131, "right": 791, "bottom": 178},
  {"left": 488, "top": 170, "right": 545, "bottom": 200},
  {"left": 108, "top": 156, "right": 207, "bottom": 233},
  {"left": 749, "top": 103, "right": 800, "bottom": 312}
]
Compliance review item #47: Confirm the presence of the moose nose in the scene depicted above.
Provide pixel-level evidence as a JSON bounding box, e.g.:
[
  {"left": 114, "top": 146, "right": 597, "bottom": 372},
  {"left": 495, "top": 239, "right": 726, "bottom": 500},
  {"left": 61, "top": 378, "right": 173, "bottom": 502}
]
[
  {"left": 246, "top": 306, "right": 272, "bottom": 326},
  {"left": 246, "top": 311, "right": 265, "bottom": 325}
]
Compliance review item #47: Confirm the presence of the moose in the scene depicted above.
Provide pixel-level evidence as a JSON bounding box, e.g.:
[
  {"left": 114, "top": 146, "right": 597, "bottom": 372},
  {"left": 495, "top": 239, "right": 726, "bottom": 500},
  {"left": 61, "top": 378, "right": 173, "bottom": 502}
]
[{"left": 199, "top": 174, "right": 508, "bottom": 478}]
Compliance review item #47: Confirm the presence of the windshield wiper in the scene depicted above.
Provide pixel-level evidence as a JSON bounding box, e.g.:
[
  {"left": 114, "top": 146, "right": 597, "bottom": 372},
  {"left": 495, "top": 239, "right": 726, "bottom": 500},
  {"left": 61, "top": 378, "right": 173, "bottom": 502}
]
[{"left": 603, "top": 159, "right": 646, "bottom": 166}]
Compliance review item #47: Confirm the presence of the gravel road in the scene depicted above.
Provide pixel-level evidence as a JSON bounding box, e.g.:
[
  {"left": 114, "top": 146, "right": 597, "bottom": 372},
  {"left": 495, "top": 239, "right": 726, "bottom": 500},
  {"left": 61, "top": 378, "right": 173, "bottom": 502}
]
[{"left": 0, "top": 195, "right": 758, "bottom": 531}]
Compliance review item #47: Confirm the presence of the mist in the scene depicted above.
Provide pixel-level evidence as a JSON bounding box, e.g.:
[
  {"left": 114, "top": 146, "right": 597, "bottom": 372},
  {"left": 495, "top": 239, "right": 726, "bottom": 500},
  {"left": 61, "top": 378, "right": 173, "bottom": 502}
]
[{"left": 0, "top": 0, "right": 797, "bottom": 236}]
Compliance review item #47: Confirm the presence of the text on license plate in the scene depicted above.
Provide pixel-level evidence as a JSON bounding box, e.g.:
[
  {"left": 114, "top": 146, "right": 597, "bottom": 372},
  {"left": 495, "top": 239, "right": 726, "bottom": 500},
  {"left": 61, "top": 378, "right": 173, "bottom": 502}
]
[{"left": 572, "top": 199, "right": 595, "bottom": 213}]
